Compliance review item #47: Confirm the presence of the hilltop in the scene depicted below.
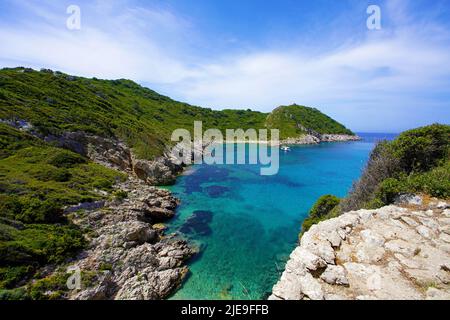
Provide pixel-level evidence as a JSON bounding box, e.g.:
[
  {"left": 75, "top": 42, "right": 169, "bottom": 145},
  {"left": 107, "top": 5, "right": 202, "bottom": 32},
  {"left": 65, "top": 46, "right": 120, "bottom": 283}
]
[{"left": 266, "top": 104, "right": 354, "bottom": 139}]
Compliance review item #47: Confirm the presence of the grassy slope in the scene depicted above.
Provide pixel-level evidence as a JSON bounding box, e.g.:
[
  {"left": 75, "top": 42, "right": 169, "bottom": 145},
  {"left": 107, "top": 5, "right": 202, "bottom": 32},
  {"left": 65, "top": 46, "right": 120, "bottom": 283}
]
[
  {"left": 0, "top": 124, "right": 125, "bottom": 299},
  {"left": 0, "top": 68, "right": 354, "bottom": 159}
]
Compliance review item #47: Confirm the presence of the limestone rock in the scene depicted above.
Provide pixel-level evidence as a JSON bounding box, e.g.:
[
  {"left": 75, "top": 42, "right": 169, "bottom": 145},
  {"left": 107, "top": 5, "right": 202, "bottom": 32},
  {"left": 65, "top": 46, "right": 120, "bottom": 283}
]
[
  {"left": 68, "top": 177, "right": 195, "bottom": 300},
  {"left": 271, "top": 200, "right": 450, "bottom": 300},
  {"left": 320, "top": 265, "right": 349, "bottom": 286}
]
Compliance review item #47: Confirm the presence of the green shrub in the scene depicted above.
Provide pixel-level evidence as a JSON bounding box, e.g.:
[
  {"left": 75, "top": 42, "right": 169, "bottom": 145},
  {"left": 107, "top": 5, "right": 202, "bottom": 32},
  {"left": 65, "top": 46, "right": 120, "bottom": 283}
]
[
  {"left": 18, "top": 199, "right": 64, "bottom": 224},
  {"left": 390, "top": 124, "right": 450, "bottom": 173},
  {"left": 47, "top": 151, "right": 86, "bottom": 168},
  {"left": 0, "top": 223, "right": 86, "bottom": 266},
  {"left": 376, "top": 178, "right": 404, "bottom": 205},
  {"left": 27, "top": 272, "right": 69, "bottom": 300},
  {"left": 372, "top": 161, "right": 450, "bottom": 207},
  {"left": 113, "top": 190, "right": 128, "bottom": 201},
  {"left": 0, "top": 266, "right": 33, "bottom": 289},
  {"left": 92, "top": 178, "right": 113, "bottom": 190},
  {"left": 0, "top": 287, "right": 29, "bottom": 300},
  {"left": 32, "top": 167, "right": 72, "bottom": 182},
  {"left": 309, "top": 195, "right": 341, "bottom": 219},
  {"left": 300, "top": 195, "right": 340, "bottom": 237},
  {"left": 342, "top": 124, "right": 450, "bottom": 211}
]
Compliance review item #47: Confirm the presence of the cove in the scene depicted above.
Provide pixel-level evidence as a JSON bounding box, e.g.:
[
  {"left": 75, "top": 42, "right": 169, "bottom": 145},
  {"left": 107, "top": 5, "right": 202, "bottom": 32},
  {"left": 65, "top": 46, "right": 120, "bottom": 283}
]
[{"left": 167, "top": 133, "right": 394, "bottom": 300}]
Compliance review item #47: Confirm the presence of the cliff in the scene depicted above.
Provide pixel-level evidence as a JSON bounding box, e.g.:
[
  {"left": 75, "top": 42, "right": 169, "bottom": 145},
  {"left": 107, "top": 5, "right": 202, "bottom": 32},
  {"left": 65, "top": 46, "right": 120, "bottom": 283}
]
[{"left": 270, "top": 197, "right": 450, "bottom": 300}]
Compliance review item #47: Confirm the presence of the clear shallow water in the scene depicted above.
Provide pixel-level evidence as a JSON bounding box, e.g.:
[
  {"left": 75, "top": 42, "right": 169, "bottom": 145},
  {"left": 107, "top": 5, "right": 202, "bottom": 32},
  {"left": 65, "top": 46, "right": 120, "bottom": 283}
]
[{"left": 167, "top": 134, "right": 391, "bottom": 300}]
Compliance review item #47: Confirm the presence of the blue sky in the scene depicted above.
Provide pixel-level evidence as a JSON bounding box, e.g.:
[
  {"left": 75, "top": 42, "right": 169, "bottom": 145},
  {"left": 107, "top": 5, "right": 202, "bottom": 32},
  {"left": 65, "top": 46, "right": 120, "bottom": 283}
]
[{"left": 1, "top": 0, "right": 450, "bottom": 132}]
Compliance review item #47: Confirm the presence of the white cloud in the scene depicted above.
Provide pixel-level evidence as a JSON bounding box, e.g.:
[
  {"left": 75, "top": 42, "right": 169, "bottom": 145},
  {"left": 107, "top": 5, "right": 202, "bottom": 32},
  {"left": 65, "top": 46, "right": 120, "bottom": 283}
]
[
  {"left": 0, "top": 0, "right": 197, "bottom": 83},
  {"left": 0, "top": 0, "right": 449, "bottom": 132}
]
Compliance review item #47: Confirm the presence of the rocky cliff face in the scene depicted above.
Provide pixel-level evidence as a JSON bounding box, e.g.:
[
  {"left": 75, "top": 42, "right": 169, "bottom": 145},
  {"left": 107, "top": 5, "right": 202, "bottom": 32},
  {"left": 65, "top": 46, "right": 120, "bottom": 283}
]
[
  {"left": 66, "top": 177, "right": 195, "bottom": 300},
  {"left": 45, "top": 131, "right": 184, "bottom": 186},
  {"left": 280, "top": 134, "right": 361, "bottom": 145},
  {"left": 270, "top": 197, "right": 450, "bottom": 300}
]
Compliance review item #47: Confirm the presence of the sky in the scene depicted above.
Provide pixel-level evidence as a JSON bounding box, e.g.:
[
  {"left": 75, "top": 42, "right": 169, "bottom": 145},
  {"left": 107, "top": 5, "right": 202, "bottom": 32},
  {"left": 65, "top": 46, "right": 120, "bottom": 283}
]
[{"left": 0, "top": 0, "right": 450, "bottom": 132}]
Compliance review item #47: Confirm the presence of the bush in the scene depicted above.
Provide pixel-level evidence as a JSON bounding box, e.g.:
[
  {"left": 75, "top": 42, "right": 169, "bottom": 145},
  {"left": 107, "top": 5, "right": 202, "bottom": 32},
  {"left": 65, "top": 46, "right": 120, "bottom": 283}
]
[
  {"left": 406, "top": 163, "right": 450, "bottom": 198},
  {"left": 0, "top": 266, "right": 33, "bottom": 289},
  {"left": 340, "top": 141, "right": 400, "bottom": 212},
  {"left": 300, "top": 195, "right": 340, "bottom": 236},
  {"left": 47, "top": 151, "right": 86, "bottom": 168},
  {"left": 0, "top": 224, "right": 86, "bottom": 266},
  {"left": 373, "top": 161, "right": 450, "bottom": 206},
  {"left": 113, "top": 190, "right": 128, "bottom": 201},
  {"left": 390, "top": 124, "right": 450, "bottom": 173},
  {"left": 309, "top": 195, "right": 341, "bottom": 219},
  {"left": 342, "top": 124, "right": 450, "bottom": 211},
  {"left": 18, "top": 199, "right": 64, "bottom": 224},
  {"left": 32, "top": 168, "right": 72, "bottom": 182},
  {"left": 0, "top": 288, "right": 29, "bottom": 300},
  {"left": 27, "top": 272, "right": 69, "bottom": 300}
]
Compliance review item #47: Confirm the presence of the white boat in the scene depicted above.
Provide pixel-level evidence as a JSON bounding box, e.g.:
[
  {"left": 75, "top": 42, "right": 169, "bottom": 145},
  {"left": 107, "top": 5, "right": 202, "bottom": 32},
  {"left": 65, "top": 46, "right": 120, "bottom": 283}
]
[{"left": 281, "top": 146, "right": 291, "bottom": 152}]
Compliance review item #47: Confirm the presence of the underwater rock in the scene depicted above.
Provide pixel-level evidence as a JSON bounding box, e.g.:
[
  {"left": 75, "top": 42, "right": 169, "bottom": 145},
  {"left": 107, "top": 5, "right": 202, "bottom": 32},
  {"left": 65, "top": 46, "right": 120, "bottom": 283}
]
[
  {"left": 205, "top": 185, "right": 230, "bottom": 198},
  {"left": 179, "top": 210, "right": 213, "bottom": 236}
]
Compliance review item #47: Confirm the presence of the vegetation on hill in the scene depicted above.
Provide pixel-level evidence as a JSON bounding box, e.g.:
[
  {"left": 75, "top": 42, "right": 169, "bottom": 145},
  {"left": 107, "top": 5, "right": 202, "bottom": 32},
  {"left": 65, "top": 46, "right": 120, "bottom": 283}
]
[
  {"left": 301, "top": 124, "right": 450, "bottom": 235},
  {"left": 0, "top": 124, "right": 125, "bottom": 299},
  {"left": 0, "top": 68, "right": 354, "bottom": 160},
  {"left": 0, "top": 67, "right": 267, "bottom": 159},
  {"left": 266, "top": 104, "right": 354, "bottom": 139}
]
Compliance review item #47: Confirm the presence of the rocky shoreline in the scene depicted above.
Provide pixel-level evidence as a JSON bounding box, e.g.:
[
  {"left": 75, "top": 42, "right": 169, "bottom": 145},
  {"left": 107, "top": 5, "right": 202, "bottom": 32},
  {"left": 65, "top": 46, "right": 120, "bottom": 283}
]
[
  {"left": 7, "top": 124, "right": 194, "bottom": 300},
  {"left": 279, "top": 134, "right": 361, "bottom": 145},
  {"left": 270, "top": 197, "right": 450, "bottom": 300},
  {"left": 55, "top": 133, "right": 196, "bottom": 299},
  {"left": 66, "top": 177, "right": 195, "bottom": 300}
]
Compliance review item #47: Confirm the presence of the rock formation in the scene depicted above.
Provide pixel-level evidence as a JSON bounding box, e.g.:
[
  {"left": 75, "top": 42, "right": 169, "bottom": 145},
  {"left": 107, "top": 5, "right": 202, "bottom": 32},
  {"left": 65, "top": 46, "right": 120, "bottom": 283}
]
[
  {"left": 66, "top": 177, "right": 195, "bottom": 300},
  {"left": 44, "top": 131, "right": 184, "bottom": 186},
  {"left": 270, "top": 197, "right": 450, "bottom": 300},
  {"left": 279, "top": 134, "right": 361, "bottom": 146}
]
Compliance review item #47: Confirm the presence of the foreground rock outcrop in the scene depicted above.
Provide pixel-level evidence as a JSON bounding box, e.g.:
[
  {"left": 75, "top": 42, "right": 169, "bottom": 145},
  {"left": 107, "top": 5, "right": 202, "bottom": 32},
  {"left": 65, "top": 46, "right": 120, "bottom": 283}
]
[
  {"left": 270, "top": 198, "right": 450, "bottom": 300},
  {"left": 66, "top": 177, "right": 195, "bottom": 300}
]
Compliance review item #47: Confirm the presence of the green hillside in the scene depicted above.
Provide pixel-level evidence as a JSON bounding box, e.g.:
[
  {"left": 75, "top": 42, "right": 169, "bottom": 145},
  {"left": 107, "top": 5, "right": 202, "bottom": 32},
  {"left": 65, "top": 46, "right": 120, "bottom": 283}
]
[
  {"left": 0, "top": 68, "right": 354, "bottom": 159},
  {"left": 0, "top": 123, "right": 125, "bottom": 299},
  {"left": 266, "top": 105, "right": 354, "bottom": 139},
  {"left": 0, "top": 67, "right": 267, "bottom": 159}
]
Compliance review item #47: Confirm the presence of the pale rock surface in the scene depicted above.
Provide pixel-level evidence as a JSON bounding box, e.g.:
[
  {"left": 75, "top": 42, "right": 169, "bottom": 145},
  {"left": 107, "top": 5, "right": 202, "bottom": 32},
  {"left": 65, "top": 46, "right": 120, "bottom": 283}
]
[{"left": 270, "top": 200, "right": 450, "bottom": 300}]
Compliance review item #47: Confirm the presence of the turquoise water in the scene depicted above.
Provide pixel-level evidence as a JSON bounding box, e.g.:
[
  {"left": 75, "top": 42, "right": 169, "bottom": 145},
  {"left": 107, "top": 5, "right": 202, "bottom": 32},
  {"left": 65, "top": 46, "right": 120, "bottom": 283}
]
[{"left": 167, "top": 136, "right": 381, "bottom": 300}]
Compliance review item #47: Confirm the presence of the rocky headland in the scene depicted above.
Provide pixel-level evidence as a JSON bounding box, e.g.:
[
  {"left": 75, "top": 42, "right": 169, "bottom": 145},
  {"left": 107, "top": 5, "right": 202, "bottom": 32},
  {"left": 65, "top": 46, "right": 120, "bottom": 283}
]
[
  {"left": 279, "top": 134, "right": 361, "bottom": 146},
  {"left": 270, "top": 197, "right": 450, "bottom": 300}
]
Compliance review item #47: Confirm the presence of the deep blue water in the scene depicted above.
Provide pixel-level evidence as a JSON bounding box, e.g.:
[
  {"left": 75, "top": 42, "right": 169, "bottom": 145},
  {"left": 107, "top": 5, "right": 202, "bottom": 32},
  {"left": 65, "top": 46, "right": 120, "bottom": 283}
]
[{"left": 167, "top": 134, "right": 395, "bottom": 300}]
